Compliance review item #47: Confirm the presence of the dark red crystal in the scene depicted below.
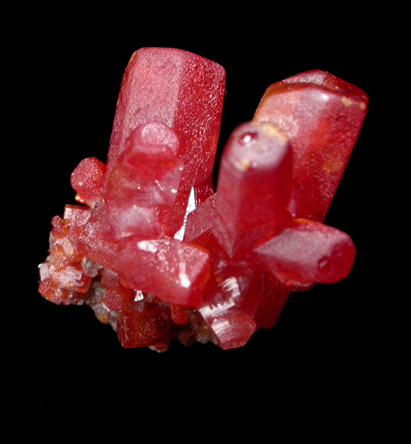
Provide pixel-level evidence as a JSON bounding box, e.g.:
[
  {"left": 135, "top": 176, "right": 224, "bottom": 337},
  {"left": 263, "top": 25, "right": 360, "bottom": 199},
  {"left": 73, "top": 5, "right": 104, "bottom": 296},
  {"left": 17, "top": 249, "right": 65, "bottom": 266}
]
[{"left": 38, "top": 48, "right": 368, "bottom": 351}]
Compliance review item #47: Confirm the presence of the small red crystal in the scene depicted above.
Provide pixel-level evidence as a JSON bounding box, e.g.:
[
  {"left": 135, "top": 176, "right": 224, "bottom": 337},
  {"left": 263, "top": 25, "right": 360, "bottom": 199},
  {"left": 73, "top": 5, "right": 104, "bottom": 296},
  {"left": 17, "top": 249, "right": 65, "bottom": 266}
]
[
  {"left": 71, "top": 157, "right": 106, "bottom": 205},
  {"left": 38, "top": 48, "right": 368, "bottom": 351},
  {"left": 117, "top": 308, "right": 171, "bottom": 349},
  {"left": 117, "top": 237, "right": 210, "bottom": 307},
  {"left": 254, "top": 219, "right": 356, "bottom": 286}
]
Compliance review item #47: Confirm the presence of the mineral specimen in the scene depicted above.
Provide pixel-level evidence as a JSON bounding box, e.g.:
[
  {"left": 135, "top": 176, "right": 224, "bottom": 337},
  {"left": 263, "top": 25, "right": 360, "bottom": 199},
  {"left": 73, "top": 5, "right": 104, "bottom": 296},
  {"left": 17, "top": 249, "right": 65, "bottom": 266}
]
[{"left": 38, "top": 47, "right": 368, "bottom": 351}]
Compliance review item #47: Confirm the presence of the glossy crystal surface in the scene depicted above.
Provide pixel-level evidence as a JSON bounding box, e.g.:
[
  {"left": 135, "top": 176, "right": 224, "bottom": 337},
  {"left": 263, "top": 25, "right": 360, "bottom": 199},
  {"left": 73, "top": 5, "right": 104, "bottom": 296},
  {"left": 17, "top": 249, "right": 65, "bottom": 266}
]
[{"left": 38, "top": 48, "right": 367, "bottom": 351}]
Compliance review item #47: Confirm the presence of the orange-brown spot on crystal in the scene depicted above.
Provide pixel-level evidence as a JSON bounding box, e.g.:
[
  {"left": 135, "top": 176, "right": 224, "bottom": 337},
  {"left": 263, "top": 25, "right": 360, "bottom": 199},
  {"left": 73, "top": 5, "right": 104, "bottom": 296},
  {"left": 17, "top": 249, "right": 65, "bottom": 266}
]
[
  {"left": 261, "top": 123, "right": 287, "bottom": 142},
  {"left": 38, "top": 278, "right": 84, "bottom": 305},
  {"left": 51, "top": 216, "right": 70, "bottom": 238},
  {"left": 240, "top": 157, "right": 251, "bottom": 170},
  {"left": 96, "top": 312, "right": 110, "bottom": 324},
  {"left": 38, "top": 278, "right": 53, "bottom": 299},
  {"left": 322, "top": 156, "right": 345, "bottom": 174},
  {"left": 341, "top": 96, "right": 353, "bottom": 107},
  {"left": 75, "top": 194, "right": 86, "bottom": 204}
]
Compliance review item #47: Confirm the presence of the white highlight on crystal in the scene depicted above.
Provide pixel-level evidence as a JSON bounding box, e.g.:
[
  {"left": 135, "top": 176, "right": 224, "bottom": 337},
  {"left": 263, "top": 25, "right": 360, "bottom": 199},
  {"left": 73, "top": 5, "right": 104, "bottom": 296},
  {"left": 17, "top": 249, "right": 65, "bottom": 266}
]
[
  {"left": 134, "top": 290, "right": 144, "bottom": 301},
  {"left": 174, "top": 187, "right": 197, "bottom": 241},
  {"left": 320, "top": 92, "right": 330, "bottom": 102},
  {"left": 38, "top": 263, "right": 50, "bottom": 281},
  {"left": 101, "top": 302, "right": 110, "bottom": 312},
  {"left": 155, "top": 179, "right": 164, "bottom": 191},
  {"left": 187, "top": 186, "right": 196, "bottom": 213},
  {"left": 137, "top": 240, "right": 159, "bottom": 253},
  {"left": 174, "top": 226, "right": 185, "bottom": 242},
  {"left": 220, "top": 277, "right": 240, "bottom": 299},
  {"left": 178, "top": 262, "right": 191, "bottom": 288},
  {"left": 211, "top": 318, "right": 231, "bottom": 337}
]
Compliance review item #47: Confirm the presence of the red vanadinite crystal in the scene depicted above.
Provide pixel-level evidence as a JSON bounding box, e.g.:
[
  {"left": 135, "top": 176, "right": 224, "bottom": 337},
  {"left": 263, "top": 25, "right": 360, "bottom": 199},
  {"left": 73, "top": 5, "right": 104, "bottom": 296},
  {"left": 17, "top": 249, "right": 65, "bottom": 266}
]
[
  {"left": 38, "top": 48, "right": 368, "bottom": 351},
  {"left": 254, "top": 69, "right": 368, "bottom": 222}
]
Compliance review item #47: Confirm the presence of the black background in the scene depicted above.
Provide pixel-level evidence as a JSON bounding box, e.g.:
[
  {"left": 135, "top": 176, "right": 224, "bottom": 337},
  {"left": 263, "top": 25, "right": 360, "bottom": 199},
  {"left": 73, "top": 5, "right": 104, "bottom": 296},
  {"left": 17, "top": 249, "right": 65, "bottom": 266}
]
[{"left": 6, "top": 5, "right": 401, "bottom": 432}]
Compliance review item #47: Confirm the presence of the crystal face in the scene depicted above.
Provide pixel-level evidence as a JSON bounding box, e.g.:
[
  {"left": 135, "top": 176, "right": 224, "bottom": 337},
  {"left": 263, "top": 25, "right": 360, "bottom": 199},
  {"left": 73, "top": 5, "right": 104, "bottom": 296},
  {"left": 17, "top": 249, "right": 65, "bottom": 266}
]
[{"left": 38, "top": 48, "right": 368, "bottom": 351}]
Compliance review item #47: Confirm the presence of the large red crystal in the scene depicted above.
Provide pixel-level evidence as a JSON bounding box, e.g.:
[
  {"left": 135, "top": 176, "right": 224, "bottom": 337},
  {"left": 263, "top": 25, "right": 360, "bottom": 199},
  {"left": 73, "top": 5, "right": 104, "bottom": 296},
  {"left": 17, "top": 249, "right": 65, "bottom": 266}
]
[
  {"left": 253, "top": 69, "right": 368, "bottom": 222},
  {"left": 38, "top": 48, "right": 368, "bottom": 351}
]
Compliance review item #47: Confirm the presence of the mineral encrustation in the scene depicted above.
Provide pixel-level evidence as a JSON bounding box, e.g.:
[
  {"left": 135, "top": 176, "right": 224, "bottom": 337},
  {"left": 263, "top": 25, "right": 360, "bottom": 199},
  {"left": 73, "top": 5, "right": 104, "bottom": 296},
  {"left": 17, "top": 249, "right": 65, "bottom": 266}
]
[{"left": 38, "top": 47, "right": 368, "bottom": 351}]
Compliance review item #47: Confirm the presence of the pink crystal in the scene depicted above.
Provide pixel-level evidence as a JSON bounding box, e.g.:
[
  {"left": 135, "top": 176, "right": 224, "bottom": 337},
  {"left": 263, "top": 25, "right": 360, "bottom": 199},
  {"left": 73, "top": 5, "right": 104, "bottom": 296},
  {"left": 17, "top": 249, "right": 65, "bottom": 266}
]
[{"left": 38, "top": 48, "right": 368, "bottom": 351}]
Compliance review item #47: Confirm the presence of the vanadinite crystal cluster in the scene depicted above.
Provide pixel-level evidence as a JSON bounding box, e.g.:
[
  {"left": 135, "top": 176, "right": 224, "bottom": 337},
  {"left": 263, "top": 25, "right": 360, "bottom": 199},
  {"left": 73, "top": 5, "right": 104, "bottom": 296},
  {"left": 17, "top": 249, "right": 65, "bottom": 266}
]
[{"left": 38, "top": 48, "right": 368, "bottom": 351}]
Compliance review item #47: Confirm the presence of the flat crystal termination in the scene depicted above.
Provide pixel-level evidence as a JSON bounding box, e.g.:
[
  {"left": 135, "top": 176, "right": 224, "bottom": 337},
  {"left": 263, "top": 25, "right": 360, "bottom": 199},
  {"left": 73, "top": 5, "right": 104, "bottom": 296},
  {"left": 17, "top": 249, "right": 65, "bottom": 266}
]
[{"left": 38, "top": 48, "right": 368, "bottom": 351}]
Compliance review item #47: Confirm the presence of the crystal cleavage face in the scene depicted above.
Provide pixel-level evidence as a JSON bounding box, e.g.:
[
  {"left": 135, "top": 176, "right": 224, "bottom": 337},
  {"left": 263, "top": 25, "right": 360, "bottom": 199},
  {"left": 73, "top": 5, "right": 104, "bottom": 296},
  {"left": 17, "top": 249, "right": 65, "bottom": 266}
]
[{"left": 38, "top": 47, "right": 368, "bottom": 351}]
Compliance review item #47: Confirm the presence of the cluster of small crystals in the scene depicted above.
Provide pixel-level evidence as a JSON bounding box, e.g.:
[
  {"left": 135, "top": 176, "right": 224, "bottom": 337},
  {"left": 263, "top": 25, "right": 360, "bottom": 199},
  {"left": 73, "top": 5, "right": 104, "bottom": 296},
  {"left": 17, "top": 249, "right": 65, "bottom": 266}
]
[{"left": 38, "top": 48, "right": 368, "bottom": 351}]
